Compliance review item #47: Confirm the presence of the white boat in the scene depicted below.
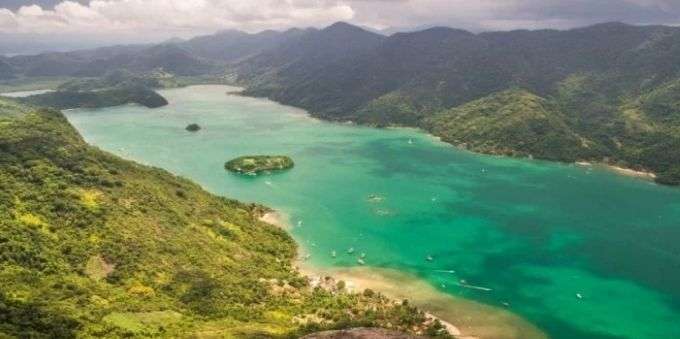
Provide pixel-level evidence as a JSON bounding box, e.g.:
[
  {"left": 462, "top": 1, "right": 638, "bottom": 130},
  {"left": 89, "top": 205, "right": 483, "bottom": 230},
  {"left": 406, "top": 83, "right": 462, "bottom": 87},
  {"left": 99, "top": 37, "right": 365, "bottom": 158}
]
[
  {"left": 357, "top": 258, "right": 366, "bottom": 265},
  {"left": 426, "top": 255, "right": 434, "bottom": 262},
  {"left": 347, "top": 247, "right": 355, "bottom": 254},
  {"left": 360, "top": 253, "right": 366, "bottom": 259},
  {"left": 576, "top": 293, "right": 584, "bottom": 299},
  {"left": 456, "top": 280, "right": 493, "bottom": 292},
  {"left": 331, "top": 250, "right": 337, "bottom": 258}
]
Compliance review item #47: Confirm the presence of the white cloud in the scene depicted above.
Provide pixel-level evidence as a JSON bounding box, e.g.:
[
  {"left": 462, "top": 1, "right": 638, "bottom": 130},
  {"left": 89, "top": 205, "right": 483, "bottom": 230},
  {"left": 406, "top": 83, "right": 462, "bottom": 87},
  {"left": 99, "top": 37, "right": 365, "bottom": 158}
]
[
  {"left": 0, "top": 0, "right": 678, "bottom": 43},
  {"left": 0, "top": 0, "right": 355, "bottom": 39}
]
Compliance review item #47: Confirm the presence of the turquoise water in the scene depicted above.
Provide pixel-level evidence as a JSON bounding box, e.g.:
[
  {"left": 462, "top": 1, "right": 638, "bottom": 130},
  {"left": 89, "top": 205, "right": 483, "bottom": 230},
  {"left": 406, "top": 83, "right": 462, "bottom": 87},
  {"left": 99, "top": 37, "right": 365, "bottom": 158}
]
[{"left": 65, "top": 85, "right": 680, "bottom": 339}]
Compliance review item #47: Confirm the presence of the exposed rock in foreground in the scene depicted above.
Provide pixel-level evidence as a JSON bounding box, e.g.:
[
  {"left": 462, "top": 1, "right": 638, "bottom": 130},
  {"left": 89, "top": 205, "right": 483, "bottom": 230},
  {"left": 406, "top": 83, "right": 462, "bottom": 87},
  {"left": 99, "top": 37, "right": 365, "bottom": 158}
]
[{"left": 302, "top": 328, "right": 423, "bottom": 339}]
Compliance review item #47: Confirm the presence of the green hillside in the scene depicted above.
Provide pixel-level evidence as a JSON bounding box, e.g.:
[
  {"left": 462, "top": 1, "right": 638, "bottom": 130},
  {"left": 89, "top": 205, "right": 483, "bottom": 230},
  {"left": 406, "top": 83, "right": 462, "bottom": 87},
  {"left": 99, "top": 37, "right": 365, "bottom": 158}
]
[
  {"left": 231, "top": 22, "right": 680, "bottom": 185},
  {"left": 0, "top": 100, "right": 446, "bottom": 338},
  {"left": 425, "top": 90, "right": 590, "bottom": 161},
  {"left": 17, "top": 85, "right": 168, "bottom": 110}
]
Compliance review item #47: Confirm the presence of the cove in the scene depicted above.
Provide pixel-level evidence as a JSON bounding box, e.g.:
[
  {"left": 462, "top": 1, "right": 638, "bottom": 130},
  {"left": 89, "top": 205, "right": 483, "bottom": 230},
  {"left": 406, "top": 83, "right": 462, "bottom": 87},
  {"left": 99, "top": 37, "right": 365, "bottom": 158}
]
[{"left": 65, "top": 85, "right": 680, "bottom": 339}]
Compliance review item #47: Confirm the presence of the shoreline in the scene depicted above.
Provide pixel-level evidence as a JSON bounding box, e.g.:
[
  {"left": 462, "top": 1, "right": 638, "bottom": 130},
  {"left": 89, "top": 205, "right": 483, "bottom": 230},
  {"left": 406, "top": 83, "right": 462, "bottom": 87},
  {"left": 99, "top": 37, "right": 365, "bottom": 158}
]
[
  {"left": 233, "top": 86, "right": 665, "bottom": 185},
  {"left": 297, "top": 263, "right": 547, "bottom": 339},
  {"left": 258, "top": 208, "right": 547, "bottom": 339},
  {"left": 259, "top": 210, "right": 291, "bottom": 229},
  {"left": 575, "top": 161, "right": 657, "bottom": 179}
]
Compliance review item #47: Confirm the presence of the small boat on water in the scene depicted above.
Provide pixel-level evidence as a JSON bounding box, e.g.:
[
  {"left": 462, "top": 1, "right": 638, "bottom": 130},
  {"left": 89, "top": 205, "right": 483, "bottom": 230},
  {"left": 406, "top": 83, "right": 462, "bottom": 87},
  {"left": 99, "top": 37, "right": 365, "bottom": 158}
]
[
  {"left": 331, "top": 250, "right": 337, "bottom": 258},
  {"left": 426, "top": 255, "right": 434, "bottom": 262},
  {"left": 456, "top": 279, "right": 493, "bottom": 292},
  {"left": 347, "top": 247, "right": 355, "bottom": 254},
  {"left": 367, "top": 194, "right": 384, "bottom": 203},
  {"left": 434, "top": 270, "right": 455, "bottom": 274},
  {"left": 576, "top": 293, "right": 584, "bottom": 299},
  {"left": 360, "top": 253, "right": 366, "bottom": 259},
  {"left": 297, "top": 220, "right": 303, "bottom": 227},
  {"left": 357, "top": 258, "right": 366, "bottom": 265}
]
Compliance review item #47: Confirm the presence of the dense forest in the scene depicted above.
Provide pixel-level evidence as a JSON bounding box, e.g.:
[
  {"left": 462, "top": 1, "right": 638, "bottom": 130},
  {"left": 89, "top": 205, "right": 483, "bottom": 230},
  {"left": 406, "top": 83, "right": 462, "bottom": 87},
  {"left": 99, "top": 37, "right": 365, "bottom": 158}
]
[
  {"left": 0, "top": 99, "right": 448, "bottom": 337},
  {"left": 3, "top": 22, "right": 680, "bottom": 185},
  {"left": 231, "top": 22, "right": 680, "bottom": 185}
]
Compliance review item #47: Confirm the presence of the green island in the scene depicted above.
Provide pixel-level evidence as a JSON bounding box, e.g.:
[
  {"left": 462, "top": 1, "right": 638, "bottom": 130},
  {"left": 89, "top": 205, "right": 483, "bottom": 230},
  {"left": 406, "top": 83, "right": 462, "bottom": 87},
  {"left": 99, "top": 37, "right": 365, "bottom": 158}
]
[
  {"left": 0, "top": 99, "right": 448, "bottom": 337},
  {"left": 225, "top": 155, "right": 295, "bottom": 174},
  {"left": 185, "top": 123, "right": 201, "bottom": 132}
]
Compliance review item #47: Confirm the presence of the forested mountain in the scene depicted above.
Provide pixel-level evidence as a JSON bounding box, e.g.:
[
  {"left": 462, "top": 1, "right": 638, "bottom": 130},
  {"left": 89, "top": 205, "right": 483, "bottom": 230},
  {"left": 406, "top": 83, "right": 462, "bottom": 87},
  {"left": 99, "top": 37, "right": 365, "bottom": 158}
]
[
  {"left": 3, "top": 44, "right": 216, "bottom": 77},
  {"left": 0, "top": 99, "right": 446, "bottom": 337},
  {"left": 232, "top": 22, "right": 680, "bottom": 185},
  {"left": 6, "top": 21, "right": 680, "bottom": 184},
  {"left": 180, "top": 28, "right": 309, "bottom": 62}
]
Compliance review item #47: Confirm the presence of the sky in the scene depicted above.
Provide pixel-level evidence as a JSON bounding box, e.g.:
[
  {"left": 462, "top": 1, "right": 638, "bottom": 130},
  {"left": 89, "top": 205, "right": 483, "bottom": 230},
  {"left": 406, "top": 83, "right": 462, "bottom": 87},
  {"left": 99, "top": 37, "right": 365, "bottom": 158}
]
[{"left": 1, "top": 0, "right": 679, "bottom": 54}]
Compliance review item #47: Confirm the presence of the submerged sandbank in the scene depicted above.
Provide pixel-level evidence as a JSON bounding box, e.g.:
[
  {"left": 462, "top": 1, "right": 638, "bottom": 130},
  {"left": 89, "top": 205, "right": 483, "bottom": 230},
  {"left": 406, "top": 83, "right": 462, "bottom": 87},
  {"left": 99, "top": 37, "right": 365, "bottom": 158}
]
[
  {"left": 257, "top": 209, "right": 547, "bottom": 339},
  {"left": 298, "top": 263, "right": 547, "bottom": 339}
]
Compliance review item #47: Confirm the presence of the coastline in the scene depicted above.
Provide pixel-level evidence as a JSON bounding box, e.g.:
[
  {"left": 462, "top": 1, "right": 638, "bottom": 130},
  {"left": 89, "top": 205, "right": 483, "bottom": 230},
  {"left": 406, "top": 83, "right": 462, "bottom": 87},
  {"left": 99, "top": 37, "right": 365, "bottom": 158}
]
[
  {"left": 297, "top": 263, "right": 547, "bottom": 339},
  {"left": 257, "top": 192, "right": 549, "bottom": 339},
  {"left": 259, "top": 210, "right": 291, "bottom": 229},
  {"left": 233, "top": 87, "right": 664, "bottom": 186},
  {"left": 575, "top": 161, "right": 657, "bottom": 179}
]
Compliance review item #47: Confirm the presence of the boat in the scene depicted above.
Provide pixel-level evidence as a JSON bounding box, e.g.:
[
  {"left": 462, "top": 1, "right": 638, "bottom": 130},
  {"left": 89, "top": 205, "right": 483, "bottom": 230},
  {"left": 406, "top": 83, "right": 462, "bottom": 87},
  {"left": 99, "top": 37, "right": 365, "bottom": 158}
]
[
  {"left": 360, "top": 253, "right": 366, "bottom": 259},
  {"left": 434, "top": 270, "right": 455, "bottom": 274},
  {"left": 357, "top": 258, "right": 366, "bottom": 265},
  {"left": 347, "top": 247, "right": 355, "bottom": 254},
  {"left": 408, "top": 139, "right": 414, "bottom": 144},
  {"left": 456, "top": 280, "right": 493, "bottom": 292},
  {"left": 297, "top": 220, "right": 303, "bottom": 227},
  {"left": 331, "top": 250, "right": 337, "bottom": 258},
  {"left": 576, "top": 293, "right": 584, "bottom": 299},
  {"left": 426, "top": 255, "right": 434, "bottom": 262}
]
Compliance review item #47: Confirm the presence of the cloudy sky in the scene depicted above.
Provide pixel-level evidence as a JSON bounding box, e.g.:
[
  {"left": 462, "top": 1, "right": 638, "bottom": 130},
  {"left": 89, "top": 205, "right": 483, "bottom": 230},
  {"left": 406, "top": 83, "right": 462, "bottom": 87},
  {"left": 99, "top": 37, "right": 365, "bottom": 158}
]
[{"left": 1, "top": 0, "right": 679, "bottom": 53}]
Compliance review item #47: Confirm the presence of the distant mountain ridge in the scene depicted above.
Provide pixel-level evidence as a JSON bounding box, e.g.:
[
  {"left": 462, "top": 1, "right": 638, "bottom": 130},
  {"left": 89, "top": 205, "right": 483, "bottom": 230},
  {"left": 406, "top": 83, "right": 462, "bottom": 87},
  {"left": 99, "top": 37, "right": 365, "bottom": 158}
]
[
  {"left": 5, "top": 21, "right": 680, "bottom": 184},
  {"left": 230, "top": 22, "right": 680, "bottom": 185}
]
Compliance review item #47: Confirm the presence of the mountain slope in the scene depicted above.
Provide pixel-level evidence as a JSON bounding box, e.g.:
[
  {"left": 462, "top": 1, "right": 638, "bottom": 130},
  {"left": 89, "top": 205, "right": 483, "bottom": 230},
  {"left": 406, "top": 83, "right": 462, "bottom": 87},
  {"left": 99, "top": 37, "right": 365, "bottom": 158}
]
[
  {"left": 425, "top": 89, "right": 590, "bottom": 161},
  {"left": 181, "top": 29, "right": 307, "bottom": 62},
  {"left": 6, "top": 44, "right": 219, "bottom": 78},
  {"left": 0, "top": 100, "right": 444, "bottom": 337},
  {"left": 233, "top": 22, "right": 680, "bottom": 184}
]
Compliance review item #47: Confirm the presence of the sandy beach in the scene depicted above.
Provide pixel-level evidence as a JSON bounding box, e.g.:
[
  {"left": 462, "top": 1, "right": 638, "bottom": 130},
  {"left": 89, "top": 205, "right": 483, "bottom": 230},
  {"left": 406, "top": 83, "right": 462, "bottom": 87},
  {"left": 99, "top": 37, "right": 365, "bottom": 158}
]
[
  {"left": 256, "top": 209, "right": 547, "bottom": 339},
  {"left": 298, "top": 263, "right": 547, "bottom": 339},
  {"left": 606, "top": 165, "right": 656, "bottom": 179},
  {"left": 259, "top": 210, "right": 291, "bottom": 229},
  {"left": 576, "top": 161, "right": 657, "bottom": 179}
]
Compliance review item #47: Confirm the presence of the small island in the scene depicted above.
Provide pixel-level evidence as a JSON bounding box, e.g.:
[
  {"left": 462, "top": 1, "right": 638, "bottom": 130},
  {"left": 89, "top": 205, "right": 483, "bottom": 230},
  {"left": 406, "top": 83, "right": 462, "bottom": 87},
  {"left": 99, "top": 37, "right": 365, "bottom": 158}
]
[
  {"left": 186, "top": 123, "right": 201, "bottom": 132},
  {"left": 225, "top": 155, "right": 294, "bottom": 174}
]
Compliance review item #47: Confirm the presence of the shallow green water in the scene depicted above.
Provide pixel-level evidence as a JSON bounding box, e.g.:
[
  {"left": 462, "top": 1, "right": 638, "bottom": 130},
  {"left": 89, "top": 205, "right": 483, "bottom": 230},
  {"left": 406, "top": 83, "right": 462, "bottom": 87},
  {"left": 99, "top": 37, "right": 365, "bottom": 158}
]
[{"left": 65, "top": 85, "right": 680, "bottom": 339}]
